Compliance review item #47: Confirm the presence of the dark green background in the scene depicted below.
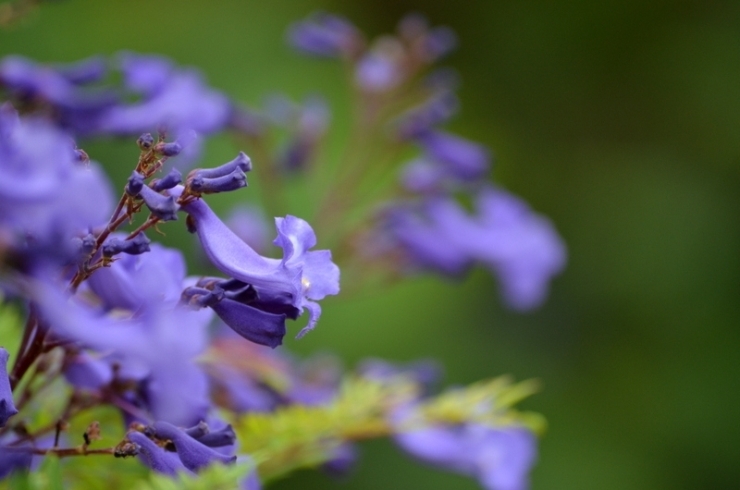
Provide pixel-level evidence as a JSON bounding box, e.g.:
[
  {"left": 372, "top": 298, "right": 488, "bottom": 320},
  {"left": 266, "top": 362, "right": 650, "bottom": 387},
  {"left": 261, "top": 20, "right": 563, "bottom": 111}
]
[{"left": 2, "top": 1, "right": 739, "bottom": 488}]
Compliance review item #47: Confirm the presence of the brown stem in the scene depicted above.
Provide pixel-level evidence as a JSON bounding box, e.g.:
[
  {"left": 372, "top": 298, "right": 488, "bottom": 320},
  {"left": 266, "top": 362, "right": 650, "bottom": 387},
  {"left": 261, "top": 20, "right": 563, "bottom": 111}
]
[
  {"left": 125, "top": 215, "right": 160, "bottom": 240},
  {"left": 30, "top": 446, "right": 115, "bottom": 458}
]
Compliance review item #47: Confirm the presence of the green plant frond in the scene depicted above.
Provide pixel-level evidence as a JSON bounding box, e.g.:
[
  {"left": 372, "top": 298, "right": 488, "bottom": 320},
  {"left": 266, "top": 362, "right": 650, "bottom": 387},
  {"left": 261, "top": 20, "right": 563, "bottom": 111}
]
[
  {"left": 133, "top": 462, "right": 250, "bottom": 490},
  {"left": 233, "top": 374, "right": 544, "bottom": 482}
]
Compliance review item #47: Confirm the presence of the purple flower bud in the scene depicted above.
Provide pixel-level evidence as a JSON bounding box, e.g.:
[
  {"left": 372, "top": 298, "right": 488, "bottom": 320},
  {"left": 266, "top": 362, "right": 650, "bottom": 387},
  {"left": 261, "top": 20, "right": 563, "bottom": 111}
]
[
  {"left": 70, "top": 233, "right": 97, "bottom": 263},
  {"left": 193, "top": 424, "right": 236, "bottom": 448},
  {"left": 189, "top": 168, "right": 247, "bottom": 194},
  {"left": 181, "top": 286, "right": 224, "bottom": 309},
  {"left": 128, "top": 431, "right": 189, "bottom": 476},
  {"left": 158, "top": 141, "right": 182, "bottom": 157},
  {"left": 355, "top": 51, "right": 401, "bottom": 93},
  {"left": 184, "top": 421, "right": 209, "bottom": 439},
  {"left": 210, "top": 298, "right": 287, "bottom": 348},
  {"left": 150, "top": 168, "right": 182, "bottom": 192},
  {"left": 190, "top": 152, "right": 252, "bottom": 180},
  {"left": 396, "top": 93, "right": 459, "bottom": 139},
  {"left": 0, "top": 348, "right": 18, "bottom": 427},
  {"left": 56, "top": 56, "right": 107, "bottom": 85},
  {"left": 137, "top": 133, "right": 154, "bottom": 150},
  {"left": 126, "top": 171, "right": 145, "bottom": 196},
  {"left": 139, "top": 185, "right": 179, "bottom": 221},
  {"left": 423, "top": 27, "right": 457, "bottom": 60},
  {"left": 102, "top": 233, "right": 151, "bottom": 257},
  {"left": 287, "top": 13, "right": 362, "bottom": 58},
  {"left": 149, "top": 421, "right": 236, "bottom": 472},
  {"left": 416, "top": 130, "right": 491, "bottom": 181}
]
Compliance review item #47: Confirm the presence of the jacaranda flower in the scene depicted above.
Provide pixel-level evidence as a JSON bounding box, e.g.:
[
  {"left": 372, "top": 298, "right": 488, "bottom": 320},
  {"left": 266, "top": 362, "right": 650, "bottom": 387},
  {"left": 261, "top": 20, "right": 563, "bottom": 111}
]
[{"left": 173, "top": 186, "right": 339, "bottom": 338}]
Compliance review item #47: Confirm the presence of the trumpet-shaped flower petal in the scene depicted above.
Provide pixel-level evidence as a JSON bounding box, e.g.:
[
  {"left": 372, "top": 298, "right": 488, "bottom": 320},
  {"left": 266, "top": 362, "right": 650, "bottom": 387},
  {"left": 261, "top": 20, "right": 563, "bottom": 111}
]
[{"left": 172, "top": 186, "right": 339, "bottom": 337}]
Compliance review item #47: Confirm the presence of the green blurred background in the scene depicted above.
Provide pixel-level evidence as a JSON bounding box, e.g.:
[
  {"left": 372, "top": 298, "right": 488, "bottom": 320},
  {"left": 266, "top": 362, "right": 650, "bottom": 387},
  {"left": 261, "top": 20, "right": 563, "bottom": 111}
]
[{"left": 3, "top": 0, "right": 740, "bottom": 488}]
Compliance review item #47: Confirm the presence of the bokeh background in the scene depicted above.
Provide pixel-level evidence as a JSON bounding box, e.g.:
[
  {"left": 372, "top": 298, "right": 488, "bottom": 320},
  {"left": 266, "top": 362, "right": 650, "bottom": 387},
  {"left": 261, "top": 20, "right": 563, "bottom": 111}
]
[{"left": 2, "top": 0, "right": 740, "bottom": 488}]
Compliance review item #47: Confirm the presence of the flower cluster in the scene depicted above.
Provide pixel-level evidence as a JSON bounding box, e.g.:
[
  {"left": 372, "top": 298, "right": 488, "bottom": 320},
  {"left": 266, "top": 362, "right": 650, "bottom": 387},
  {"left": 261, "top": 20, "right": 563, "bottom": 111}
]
[{"left": 0, "top": 10, "right": 563, "bottom": 490}]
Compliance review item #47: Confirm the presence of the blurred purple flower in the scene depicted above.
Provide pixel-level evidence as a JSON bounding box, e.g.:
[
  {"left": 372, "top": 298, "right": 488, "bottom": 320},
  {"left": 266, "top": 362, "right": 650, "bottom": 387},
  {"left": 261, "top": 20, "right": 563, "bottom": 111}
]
[
  {"left": 415, "top": 130, "right": 491, "bottom": 182},
  {"left": 0, "top": 349, "right": 17, "bottom": 428},
  {"left": 0, "top": 105, "right": 113, "bottom": 263},
  {"left": 98, "top": 53, "right": 230, "bottom": 147},
  {"left": 355, "top": 50, "right": 402, "bottom": 93},
  {"left": 384, "top": 185, "right": 565, "bottom": 309},
  {"left": 37, "top": 283, "right": 212, "bottom": 426},
  {"left": 287, "top": 13, "right": 362, "bottom": 59},
  {"left": 0, "top": 56, "right": 116, "bottom": 133},
  {"left": 466, "top": 187, "right": 567, "bottom": 310},
  {"left": 383, "top": 197, "right": 473, "bottom": 276},
  {"left": 86, "top": 242, "right": 187, "bottom": 312},
  {"left": 396, "top": 422, "right": 537, "bottom": 490}
]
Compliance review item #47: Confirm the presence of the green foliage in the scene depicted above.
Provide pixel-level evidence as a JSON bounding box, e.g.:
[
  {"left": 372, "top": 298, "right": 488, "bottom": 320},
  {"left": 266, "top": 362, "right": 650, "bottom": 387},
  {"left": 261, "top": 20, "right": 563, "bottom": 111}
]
[
  {"left": 5, "top": 456, "right": 63, "bottom": 490},
  {"left": 133, "top": 463, "right": 251, "bottom": 490},
  {"left": 0, "top": 296, "right": 23, "bottom": 361},
  {"left": 234, "top": 374, "right": 543, "bottom": 483}
]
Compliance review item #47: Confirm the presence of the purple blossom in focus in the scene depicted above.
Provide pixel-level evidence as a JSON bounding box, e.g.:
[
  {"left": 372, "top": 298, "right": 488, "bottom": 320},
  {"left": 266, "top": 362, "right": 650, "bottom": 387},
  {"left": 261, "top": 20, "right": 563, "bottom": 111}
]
[{"left": 174, "top": 186, "right": 339, "bottom": 337}]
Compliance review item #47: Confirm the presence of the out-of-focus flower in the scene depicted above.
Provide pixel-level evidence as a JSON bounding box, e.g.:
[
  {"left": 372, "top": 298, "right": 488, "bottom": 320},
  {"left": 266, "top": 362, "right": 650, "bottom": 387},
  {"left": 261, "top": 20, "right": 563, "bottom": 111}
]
[
  {"left": 0, "top": 105, "right": 113, "bottom": 265},
  {"left": 287, "top": 13, "right": 363, "bottom": 59},
  {"left": 98, "top": 53, "right": 231, "bottom": 139},
  {"left": 383, "top": 185, "right": 565, "bottom": 309},
  {"left": 0, "top": 56, "right": 117, "bottom": 133},
  {"left": 465, "top": 187, "right": 566, "bottom": 310},
  {"left": 37, "top": 282, "right": 212, "bottom": 426},
  {"left": 396, "top": 422, "right": 537, "bottom": 490},
  {"left": 0, "top": 349, "right": 18, "bottom": 428}
]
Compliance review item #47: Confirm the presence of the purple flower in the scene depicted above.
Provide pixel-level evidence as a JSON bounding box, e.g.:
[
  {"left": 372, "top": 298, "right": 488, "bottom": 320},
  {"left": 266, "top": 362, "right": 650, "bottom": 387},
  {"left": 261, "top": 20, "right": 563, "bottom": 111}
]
[
  {"left": 0, "top": 107, "right": 114, "bottom": 263},
  {"left": 62, "top": 351, "right": 113, "bottom": 391},
  {"left": 287, "top": 13, "right": 362, "bottom": 59},
  {"left": 355, "top": 50, "right": 402, "bottom": 93},
  {"left": 383, "top": 186, "right": 565, "bottom": 310},
  {"left": 397, "top": 14, "right": 457, "bottom": 62},
  {"left": 87, "top": 242, "right": 186, "bottom": 312},
  {"left": 415, "top": 130, "right": 491, "bottom": 181},
  {"left": 0, "top": 349, "right": 18, "bottom": 428},
  {"left": 396, "top": 92, "right": 459, "bottom": 140},
  {"left": 98, "top": 53, "right": 230, "bottom": 140},
  {"left": 465, "top": 187, "right": 567, "bottom": 310},
  {"left": 147, "top": 421, "right": 236, "bottom": 472},
  {"left": 396, "top": 422, "right": 537, "bottom": 490},
  {"left": 0, "top": 56, "right": 116, "bottom": 133},
  {"left": 128, "top": 431, "right": 189, "bottom": 476},
  {"left": 262, "top": 95, "right": 329, "bottom": 172},
  {"left": 383, "top": 198, "right": 473, "bottom": 276},
  {"left": 174, "top": 187, "right": 339, "bottom": 338},
  {"left": 37, "top": 282, "right": 212, "bottom": 426}
]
